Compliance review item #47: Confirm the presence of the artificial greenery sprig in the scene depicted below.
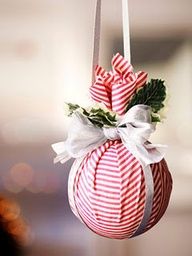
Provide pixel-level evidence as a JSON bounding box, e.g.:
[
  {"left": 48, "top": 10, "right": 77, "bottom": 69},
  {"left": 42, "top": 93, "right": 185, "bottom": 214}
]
[
  {"left": 65, "top": 78, "right": 167, "bottom": 126},
  {"left": 66, "top": 103, "right": 118, "bottom": 128}
]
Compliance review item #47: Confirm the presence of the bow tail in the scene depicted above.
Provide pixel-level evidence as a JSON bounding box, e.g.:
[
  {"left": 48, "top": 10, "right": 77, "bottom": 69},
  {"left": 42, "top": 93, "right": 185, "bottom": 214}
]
[
  {"left": 119, "top": 134, "right": 166, "bottom": 167},
  {"left": 131, "top": 143, "right": 166, "bottom": 167},
  {"left": 52, "top": 142, "right": 71, "bottom": 164},
  {"left": 144, "top": 143, "right": 167, "bottom": 165}
]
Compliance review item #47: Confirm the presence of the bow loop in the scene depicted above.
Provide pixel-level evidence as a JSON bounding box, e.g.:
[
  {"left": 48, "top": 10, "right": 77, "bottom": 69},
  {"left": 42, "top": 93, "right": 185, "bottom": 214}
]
[{"left": 119, "top": 105, "right": 155, "bottom": 144}]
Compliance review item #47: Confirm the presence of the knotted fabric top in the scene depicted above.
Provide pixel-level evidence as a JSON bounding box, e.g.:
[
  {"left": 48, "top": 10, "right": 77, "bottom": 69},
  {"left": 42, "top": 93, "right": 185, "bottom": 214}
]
[{"left": 90, "top": 53, "right": 148, "bottom": 115}]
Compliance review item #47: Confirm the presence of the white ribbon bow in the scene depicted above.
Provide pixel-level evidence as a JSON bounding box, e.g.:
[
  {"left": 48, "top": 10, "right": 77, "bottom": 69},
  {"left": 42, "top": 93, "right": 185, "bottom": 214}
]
[{"left": 52, "top": 105, "right": 166, "bottom": 166}]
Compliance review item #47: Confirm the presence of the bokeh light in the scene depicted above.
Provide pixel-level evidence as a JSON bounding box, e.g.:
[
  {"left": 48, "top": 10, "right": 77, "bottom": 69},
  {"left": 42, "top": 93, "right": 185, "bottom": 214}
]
[
  {"left": 0, "top": 196, "right": 32, "bottom": 246},
  {"left": 2, "top": 172, "right": 23, "bottom": 193},
  {"left": 0, "top": 197, "right": 20, "bottom": 222},
  {"left": 10, "top": 162, "right": 34, "bottom": 187},
  {"left": 2, "top": 162, "right": 62, "bottom": 194}
]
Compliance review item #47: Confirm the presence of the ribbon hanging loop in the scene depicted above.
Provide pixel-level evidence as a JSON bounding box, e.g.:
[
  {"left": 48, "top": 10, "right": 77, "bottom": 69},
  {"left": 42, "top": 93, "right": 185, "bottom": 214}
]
[{"left": 92, "top": 0, "right": 131, "bottom": 83}]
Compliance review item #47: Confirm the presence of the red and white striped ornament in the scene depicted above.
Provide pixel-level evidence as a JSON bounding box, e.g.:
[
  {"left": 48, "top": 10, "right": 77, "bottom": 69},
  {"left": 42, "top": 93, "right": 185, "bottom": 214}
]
[
  {"left": 52, "top": 0, "right": 172, "bottom": 239},
  {"left": 67, "top": 53, "right": 172, "bottom": 239}
]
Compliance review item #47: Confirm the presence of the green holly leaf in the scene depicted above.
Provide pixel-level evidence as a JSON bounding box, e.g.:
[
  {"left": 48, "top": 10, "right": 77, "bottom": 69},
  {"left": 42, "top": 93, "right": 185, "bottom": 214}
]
[
  {"left": 89, "top": 108, "right": 117, "bottom": 127},
  {"left": 151, "top": 113, "right": 161, "bottom": 122},
  {"left": 67, "top": 103, "right": 80, "bottom": 113},
  {"left": 65, "top": 103, "right": 118, "bottom": 128},
  {"left": 126, "top": 79, "right": 166, "bottom": 114},
  {"left": 66, "top": 103, "right": 89, "bottom": 117}
]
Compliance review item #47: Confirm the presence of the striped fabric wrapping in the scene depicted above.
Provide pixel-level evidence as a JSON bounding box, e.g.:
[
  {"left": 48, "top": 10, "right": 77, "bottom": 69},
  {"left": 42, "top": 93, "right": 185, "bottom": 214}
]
[
  {"left": 69, "top": 53, "right": 172, "bottom": 239},
  {"left": 72, "top": 142, "right": 172, "bottom": 239}
]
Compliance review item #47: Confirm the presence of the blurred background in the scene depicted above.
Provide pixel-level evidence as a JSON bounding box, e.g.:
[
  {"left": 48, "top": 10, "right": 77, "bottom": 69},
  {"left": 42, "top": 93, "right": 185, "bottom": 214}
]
[{"left": 0, "top": 0, "right": 192, "bottom": 255}]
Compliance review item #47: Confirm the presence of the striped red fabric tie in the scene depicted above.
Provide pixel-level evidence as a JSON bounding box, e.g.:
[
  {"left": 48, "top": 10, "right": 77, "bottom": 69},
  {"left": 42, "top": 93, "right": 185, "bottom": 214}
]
[{"left": 90, "top": 53, "right": 148, "bottom": 115}]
